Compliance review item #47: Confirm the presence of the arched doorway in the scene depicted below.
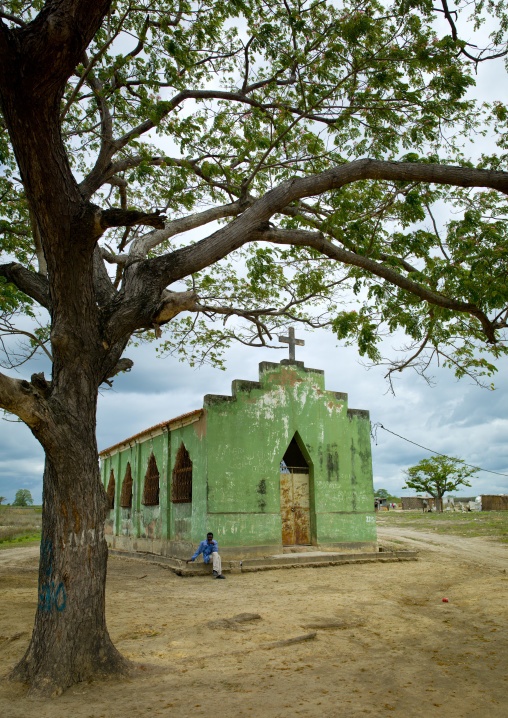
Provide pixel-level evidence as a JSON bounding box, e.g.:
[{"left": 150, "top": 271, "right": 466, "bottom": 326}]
[{"left": 280, "top": 436, "right": 311, "bottom": 546}]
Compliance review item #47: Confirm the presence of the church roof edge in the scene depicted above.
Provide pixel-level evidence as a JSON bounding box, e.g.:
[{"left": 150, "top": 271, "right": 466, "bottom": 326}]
[{"left": 99, "top": 408, "right": 203, "bottom": 457}]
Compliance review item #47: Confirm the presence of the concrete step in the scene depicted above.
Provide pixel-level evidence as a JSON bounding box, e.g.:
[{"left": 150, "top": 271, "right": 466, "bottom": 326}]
[{"left": 108, "top": 547, "right": 418, "bottom": 576}]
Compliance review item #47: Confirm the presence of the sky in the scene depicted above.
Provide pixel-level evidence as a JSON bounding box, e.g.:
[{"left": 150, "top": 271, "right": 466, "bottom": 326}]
[{"left": 1, "top": 324, "right": 508, "bottom": 505}]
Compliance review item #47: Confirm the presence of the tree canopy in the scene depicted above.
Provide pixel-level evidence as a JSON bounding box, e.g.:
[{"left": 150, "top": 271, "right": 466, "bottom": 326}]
[
  {"left": 12, "top": 489, "right": 34, "bottom": 507},
  {"left": 402, "top": 455, "right": 478, "bottom": 510},
  {"left": 2, "top": 0, "right": 508, "bottom": 384},
  {"left": 1, "top": 0, "right": 508, "bottom": 697}
]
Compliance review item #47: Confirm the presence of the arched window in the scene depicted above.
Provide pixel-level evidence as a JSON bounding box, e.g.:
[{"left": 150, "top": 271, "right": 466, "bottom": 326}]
[
  {"left": 171, "top": 443, "right": 192, "bottom": 503},
  {"left": 142, "top": 453, "right": 160, "bottom": 506},
  {"left": 106, "top": 469, "right": 115, "bottom": 510},
  {"left": 120, "top": 462, "right": 133, "bottom": 508}
]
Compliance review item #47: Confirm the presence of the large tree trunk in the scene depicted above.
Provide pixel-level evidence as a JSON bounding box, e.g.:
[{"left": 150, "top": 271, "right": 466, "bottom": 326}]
[
  {"left": 10, "top": 389, "right": 129, "bottom": 696},
  {"left": 0, "top": 1, "right": 132, "bottom": 698}
]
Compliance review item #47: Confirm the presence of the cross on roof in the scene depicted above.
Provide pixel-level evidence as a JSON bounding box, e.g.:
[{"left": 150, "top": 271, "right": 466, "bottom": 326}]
[{"left": 278, "top": 326, "right": 304, "bottom": 362}]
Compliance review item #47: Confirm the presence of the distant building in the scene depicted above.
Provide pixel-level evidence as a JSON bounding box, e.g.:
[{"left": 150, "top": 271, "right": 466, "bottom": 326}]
[
  {"left": 402, "top": 495, "right": 508, "bottom": 512},
  {"left": 401, "top": 496, "right": 454, "bottom": 511},
  {"left": 401, "top": 496, "right": 434, "bottom": 511},
  {"left": 479, "top": 495, "right": 508, "bottom": 511}
]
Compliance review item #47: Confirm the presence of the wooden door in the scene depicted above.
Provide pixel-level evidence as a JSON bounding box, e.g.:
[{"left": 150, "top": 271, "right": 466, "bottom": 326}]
[{"left": 280, "top": 468, "right": 311, "bottom": 545}]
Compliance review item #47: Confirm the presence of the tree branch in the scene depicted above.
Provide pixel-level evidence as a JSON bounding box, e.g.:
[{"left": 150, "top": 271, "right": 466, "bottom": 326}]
[
  {"left": 0, "top": 12, "right": 25, "bottom": 28},
  {"left": 27, "top": 204, "right": 47, "bottom": 277},
  {"left": 128, "top": 200, "right": 246, "bottom": 259},
  {"left": 107, "top": 176, "right": 128, "bottom": 209},
  {"left": 148, "top": 158, "right": 508, "bottom": 289},
  {"left": 99, "top": 248, "right": 127, "bottom": 266},
  {"left": 93, "top": 246, "right": 117, "bottom": 306},
  {"left": 102, "top": 357, "right": 133, "bottom": 384},
  {"left": 0, "top": 371, "right": 50, "bottom": 431},
  {"left": 99, "top": 208, "right": 166, "bottom": 232},
  {"left": 0, "top": 317, "right": 53, "bottom": 364},
  {"left": 154, "top": 290, "right": 198, "bottom": 325},
  {"left": 438, "top": 0, "right": 508, "bottom": 65},
  {"left": 0, "top": 263, "right": 51, "bottom": 309},
  {"left": 60, "top": 4, "right": 131, "bottom": 122},
  {"left": 85, "top": 56, "right": 115, "bottom": 181}
]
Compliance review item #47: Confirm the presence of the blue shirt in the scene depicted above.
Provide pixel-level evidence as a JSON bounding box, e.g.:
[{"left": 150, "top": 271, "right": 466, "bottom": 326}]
[{"left": 190, "top": 539, "right": 218, "bottom": 564}]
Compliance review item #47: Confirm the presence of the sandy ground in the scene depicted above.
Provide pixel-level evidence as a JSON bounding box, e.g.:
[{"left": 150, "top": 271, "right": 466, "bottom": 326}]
[{"left": 0, "top": 531, "right": 507, "bottom": 718}]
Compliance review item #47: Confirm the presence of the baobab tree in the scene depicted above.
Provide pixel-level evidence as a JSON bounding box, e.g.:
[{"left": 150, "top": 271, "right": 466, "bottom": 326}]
[{"left": 1, "top": 0, "right": 508, "bottom": 696}]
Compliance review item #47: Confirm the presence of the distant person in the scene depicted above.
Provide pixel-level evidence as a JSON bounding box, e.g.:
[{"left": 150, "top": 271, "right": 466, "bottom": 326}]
[
  {"left": 186, "top": 532, "right": 225, "bottom": 579},
  {"left": 422, "top": 499, "right": 428, "bottom": 513}
]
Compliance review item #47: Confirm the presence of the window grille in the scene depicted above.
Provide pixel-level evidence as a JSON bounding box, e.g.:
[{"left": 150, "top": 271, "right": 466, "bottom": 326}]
[
  {"left": 171, "top": 443, "right": 192, "bottom": 503},
  {"left": 142, "top": 453, "right": 160, "bottom": 506},
  {"left": 120, "top": 462, "right": 133, "bottom": 508},
  {"left": 106, "top": 469, "right": 115, "bottom": 509}
]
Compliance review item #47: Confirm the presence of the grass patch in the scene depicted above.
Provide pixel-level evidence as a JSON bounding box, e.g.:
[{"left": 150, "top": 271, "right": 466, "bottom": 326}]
[
  {"left": 0, "top": 532, "right": 41, "bottom": 549},
  {"left": 0, "top": 506, "right": 42, "bottom": 548},
  {"left": 376, "top": 510, "right": 508, "bottom": 543}
]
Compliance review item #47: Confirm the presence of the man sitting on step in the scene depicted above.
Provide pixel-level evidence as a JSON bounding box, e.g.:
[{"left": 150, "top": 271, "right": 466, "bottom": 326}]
[{"left": 186, "top": 532, "right": 225, "bottom": 579}]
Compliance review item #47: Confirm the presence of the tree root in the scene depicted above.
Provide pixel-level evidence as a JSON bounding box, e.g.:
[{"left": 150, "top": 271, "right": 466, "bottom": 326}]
[{"left": 8, "top": 642, "right": 131, "bottom": 698}]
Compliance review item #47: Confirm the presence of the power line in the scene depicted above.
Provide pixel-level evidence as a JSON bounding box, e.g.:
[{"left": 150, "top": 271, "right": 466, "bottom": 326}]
[{"left": 372, "top": 422, "right": 508, "bottom": 478}]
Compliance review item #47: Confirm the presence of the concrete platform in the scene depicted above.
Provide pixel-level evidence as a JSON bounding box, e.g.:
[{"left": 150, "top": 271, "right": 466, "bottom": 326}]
[{"left": 108, "top": 547, "right": 418, "bottom": 576}]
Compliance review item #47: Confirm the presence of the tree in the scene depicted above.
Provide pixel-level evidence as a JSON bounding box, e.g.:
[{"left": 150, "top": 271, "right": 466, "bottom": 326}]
[
  {"left": 0, "top": 496, "right": 6, "bottom": 505},
  {"left": 402, "top": 455, "right": 478, "bottom": 512},
  {"left": 374, "top": 489, "right": 389, "bottom": 500},
  {"left": 0, "top": 0, "right": 508, "bottom": 697},
  {"left": 12, "top": 489, "right": 34, "bottom": 507}
]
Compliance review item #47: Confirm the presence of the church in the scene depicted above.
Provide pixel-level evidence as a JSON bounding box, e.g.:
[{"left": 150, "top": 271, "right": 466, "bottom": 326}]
[{"left": 100, "top": 332, "right": 377, "bottom": 559}]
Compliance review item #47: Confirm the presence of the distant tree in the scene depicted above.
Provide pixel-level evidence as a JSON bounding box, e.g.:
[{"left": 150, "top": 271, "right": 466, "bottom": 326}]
[
  {"left": 0, "top": 496, "right": 6, "bottom": 505},
  {"left": 12, "top": 489, "right": 34, "bottom": 507},
  {"left": 403, "top": 456, "right": 478, "bottom": 513},
  {"left": 374, "top": 489, "right": 390, "bottom": 500}
]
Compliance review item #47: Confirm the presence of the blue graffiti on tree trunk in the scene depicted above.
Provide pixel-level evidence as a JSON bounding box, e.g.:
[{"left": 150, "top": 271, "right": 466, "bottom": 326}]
[{"left": 38, "top": 536, "right": 67, "bottom": 612}]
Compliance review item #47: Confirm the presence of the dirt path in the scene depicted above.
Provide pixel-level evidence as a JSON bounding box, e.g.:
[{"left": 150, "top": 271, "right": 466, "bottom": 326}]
[
  {"left": 1, "top": 535, "right": 507, "bottom": 718},
  {"left": 377, "top": 526, "right": 508, "bottom": 571},
  {"left": 0, "top": 546, "right": 39, "bottom": 568}
]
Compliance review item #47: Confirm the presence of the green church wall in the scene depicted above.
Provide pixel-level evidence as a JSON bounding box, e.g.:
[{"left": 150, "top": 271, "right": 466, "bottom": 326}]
[
  {"left": 349, "top": 410, "right": 376, "bottom": 513},
  {"left": 207, "top": 512, "right": 283, "bottom": 545},
  {"left": 314, "top": 512, "right": 377, "bottom": 543},
  {"left": 203, "top": 361, "right": 376, "bottom": 550}
]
